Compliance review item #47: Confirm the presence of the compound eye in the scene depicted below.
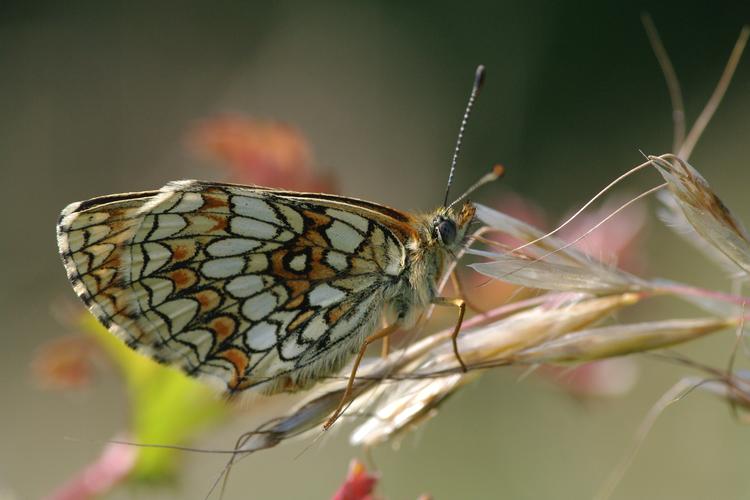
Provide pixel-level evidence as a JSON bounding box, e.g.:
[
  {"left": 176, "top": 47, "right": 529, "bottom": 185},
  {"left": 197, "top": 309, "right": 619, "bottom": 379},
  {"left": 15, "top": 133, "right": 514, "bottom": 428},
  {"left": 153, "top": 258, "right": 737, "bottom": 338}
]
[{"left": 435, "top": 218, "right": 457, "bottom": 245}]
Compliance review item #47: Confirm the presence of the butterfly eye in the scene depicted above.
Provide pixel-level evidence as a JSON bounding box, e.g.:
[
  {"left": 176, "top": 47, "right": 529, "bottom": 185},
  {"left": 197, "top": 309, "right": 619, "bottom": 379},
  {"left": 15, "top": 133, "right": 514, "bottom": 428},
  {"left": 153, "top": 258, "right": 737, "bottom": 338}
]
[{"left": 434, "top": 217, "right": 457, "bottom": 246}]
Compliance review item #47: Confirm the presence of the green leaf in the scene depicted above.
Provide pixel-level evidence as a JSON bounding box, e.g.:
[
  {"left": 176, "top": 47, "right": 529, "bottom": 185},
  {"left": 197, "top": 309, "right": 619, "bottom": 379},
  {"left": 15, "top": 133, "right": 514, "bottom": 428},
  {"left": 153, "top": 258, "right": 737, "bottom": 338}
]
[{"left": 80, "top": 315, "right": 229, "bottom": 482}]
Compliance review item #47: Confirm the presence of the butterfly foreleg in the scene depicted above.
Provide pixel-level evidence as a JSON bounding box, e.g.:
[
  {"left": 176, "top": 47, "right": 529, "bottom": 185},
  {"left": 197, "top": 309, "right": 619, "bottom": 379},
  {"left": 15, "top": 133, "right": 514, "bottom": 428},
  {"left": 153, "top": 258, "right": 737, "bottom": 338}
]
[
  {"left": 323, "top": 322, "right": 401, "bottom": 430},
  {"left": 380, "top": 316, "right": 391, "bottom": 359},
  {"left": 380, "top": 335, "right": 391, "bottom": 359},
  {"left": 432, "top": 296, "right": 468, "bottom": 373}
]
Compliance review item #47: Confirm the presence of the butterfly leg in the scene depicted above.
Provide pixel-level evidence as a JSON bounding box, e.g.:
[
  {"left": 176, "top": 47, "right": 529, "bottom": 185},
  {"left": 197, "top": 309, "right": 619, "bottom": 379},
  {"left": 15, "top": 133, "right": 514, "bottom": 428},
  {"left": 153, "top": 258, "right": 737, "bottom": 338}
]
[
  {"left": 380, "top": 335, "right": 390, "bottom": 358},
  {"left": 433, "top": 297, "right": 468, "bottom": 372},
  {"left": 379, "top": 316, "right": 392, "bottom": 358},
  {"left": 323, "top": 322, "right": 401, "bottom": 430}
]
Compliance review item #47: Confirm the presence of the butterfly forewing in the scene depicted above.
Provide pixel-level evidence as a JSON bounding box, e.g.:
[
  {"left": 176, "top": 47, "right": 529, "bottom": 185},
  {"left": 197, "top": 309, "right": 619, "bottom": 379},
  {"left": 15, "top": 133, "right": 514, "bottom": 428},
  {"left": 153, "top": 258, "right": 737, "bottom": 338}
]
[{"left": 57, "top": 180, "right": 414, "bottom": 394}]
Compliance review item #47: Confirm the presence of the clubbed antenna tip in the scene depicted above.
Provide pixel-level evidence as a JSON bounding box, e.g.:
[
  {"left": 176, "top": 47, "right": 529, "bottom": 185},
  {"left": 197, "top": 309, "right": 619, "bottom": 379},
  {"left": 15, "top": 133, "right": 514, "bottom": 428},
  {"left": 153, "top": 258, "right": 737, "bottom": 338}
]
[
  {"left": 473, "top": 65, "right": 486, "bottom": 93},
  {"left": 491, "top": 163, "right": 505, "bottom": 178}
]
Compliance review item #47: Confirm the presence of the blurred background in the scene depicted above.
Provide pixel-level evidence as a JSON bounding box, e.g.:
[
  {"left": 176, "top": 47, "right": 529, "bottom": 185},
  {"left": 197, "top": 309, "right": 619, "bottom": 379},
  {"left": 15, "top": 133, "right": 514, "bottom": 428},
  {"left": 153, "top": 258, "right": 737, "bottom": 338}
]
[{"left": 2, "top": 1, "right": 750, "bottom": 498}]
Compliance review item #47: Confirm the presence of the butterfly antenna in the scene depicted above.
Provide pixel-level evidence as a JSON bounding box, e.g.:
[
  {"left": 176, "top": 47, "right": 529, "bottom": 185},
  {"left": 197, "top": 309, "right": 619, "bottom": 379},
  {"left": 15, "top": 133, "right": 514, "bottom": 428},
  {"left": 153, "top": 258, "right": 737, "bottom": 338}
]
[{"left": 443, "top": 64, "right": 486, "bottom": 208}]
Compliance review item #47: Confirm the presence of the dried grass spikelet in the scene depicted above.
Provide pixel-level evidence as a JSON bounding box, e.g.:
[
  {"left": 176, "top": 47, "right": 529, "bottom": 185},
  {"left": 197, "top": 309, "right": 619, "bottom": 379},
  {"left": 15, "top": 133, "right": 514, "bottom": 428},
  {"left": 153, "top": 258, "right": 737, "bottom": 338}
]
[
  {"left": 349, "top": 301, "right": 745, "bottom": 448},
  {"left": 349, "top": 371, "right": 476, "bottom": 447},
  {"left": 434, "top": 293, "right": 641, "bottom": 367},
  {"left": 656, "top": 191, "right": 743, "bottom": 276},
  {"left": 469, "top": 204, "right": 648, "bottom": 293},
  {"left": 512, "top": 317, "right": 737, "bottom": 364},
  {"left": 350, "top": 293, "right": 639, "bottom": 446},
  {"left": 650, "top": 154, "right": 750, "bottom": 275}
]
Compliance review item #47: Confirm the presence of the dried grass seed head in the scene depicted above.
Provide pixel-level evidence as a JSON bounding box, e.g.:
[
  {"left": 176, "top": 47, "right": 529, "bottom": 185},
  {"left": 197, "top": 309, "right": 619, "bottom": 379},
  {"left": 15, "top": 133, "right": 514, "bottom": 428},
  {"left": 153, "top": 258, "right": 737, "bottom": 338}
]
[{"left": 650, "top": 155, "right": 750, "bottom": 275}]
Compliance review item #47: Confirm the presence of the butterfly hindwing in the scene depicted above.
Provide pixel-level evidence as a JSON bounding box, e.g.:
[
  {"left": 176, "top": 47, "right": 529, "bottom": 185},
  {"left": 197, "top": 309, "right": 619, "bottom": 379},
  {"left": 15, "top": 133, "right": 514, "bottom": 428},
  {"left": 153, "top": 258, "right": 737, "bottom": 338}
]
[{"left": 57, "top": 180, "right": 411, "bottom": 394}]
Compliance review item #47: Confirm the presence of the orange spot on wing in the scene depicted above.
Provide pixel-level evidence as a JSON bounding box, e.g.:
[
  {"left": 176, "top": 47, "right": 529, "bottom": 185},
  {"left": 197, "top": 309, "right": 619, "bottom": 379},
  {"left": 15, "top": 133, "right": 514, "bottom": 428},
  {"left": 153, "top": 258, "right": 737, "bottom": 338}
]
[
  {"left": 195, "top": 289, "right": 220, "bottom": 312},
  {"left": 107, "top": 208, "right": 128, "bottom": 220},
  {"left": 106, "top": 221, "right": 128, "bottom": 234},
  {"left": 302, "top": 230, "right": 328, "bottom": 248},
  {"left": 307, "top": 247, "right": 335, "bottom": 279},
  {"left": 169, "top": 269, "right": 197, "bottom": 290},
  {"left": 287, "top": 280, "right": 310, "bottom": 298},
  {"left": 310, "top": 263, "right": 336, "bottom": 281},
  {"left": 326, "top": 302, "right": 352, "bottom": 323},
  {"left": 309, "top": 262, "right": 335, "bottom": 280},
  {"left": 171, "top": 242, "right": 196, "bottom": 261},
  {"left": 288, "top": 309, "right": 314, "bottom": 330},
  {"left": 302, "top": 210, "right": 331, "bottom": 228},
  {"left": 218, "top": 348, "right": 250, "bottom": 388},
  {"left": 206, "top": 214, "right": 228, "bottom": 232},
  {"left": 210, "top": 316, "right": 236, "bottom": 342},
  {"left": 284, "top": 295, "right": 305, "bottom": 310},
  {"left": 202, "top": 194, "right": 227, "bottom": 210},
  {"left": 270, "top": 249, "right": 298, "bottom": 279},
  {"left": 100, "top": 253, "right": 121, "bottom": 269}
]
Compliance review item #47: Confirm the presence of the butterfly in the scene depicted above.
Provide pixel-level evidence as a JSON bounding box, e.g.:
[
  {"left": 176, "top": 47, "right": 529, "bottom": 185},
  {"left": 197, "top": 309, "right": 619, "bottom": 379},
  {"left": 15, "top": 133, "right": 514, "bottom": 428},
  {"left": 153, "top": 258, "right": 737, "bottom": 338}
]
[{"left": 55, "top": 66, "right": 498, "bottom": 429}]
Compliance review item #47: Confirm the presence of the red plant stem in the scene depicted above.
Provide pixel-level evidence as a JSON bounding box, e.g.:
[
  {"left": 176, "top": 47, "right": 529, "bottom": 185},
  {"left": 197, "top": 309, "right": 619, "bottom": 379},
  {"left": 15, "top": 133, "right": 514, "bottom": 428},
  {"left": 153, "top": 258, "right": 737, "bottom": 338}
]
[{"left": 653, "top": 282, "right": 750, "bottom": 308}]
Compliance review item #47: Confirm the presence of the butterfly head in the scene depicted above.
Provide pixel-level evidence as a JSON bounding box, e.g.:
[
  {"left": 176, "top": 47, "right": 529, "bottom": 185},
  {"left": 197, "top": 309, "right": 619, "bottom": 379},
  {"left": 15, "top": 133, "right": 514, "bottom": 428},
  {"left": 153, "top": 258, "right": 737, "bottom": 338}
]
[
  {"left": 431, "top": 201, "right": 476, "bottom": 252},
  {"left": 431, "top": 162, "right": 503, "bottom": 253}
]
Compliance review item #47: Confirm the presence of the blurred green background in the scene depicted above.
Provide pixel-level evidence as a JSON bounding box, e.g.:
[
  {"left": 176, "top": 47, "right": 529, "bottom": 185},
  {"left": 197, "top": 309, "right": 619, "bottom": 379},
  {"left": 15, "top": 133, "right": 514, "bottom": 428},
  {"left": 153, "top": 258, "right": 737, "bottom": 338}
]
[{"left": 2, "top": 1, "right": 750, "bottom": 498}]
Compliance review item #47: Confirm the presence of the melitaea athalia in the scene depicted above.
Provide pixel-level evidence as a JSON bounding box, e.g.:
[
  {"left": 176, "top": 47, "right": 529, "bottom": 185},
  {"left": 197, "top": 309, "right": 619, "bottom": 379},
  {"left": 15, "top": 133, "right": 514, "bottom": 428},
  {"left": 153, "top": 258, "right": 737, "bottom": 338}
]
[{"left": 56, "top": 66, "right": 499, "bottom": 428}]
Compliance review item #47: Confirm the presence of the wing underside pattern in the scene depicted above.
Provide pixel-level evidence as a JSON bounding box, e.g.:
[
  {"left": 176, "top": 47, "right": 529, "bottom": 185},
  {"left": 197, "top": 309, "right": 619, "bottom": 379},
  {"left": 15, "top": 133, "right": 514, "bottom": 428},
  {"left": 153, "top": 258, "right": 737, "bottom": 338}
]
[{"left": 56, "top": 180, "right": 410, "bottom": 394}]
